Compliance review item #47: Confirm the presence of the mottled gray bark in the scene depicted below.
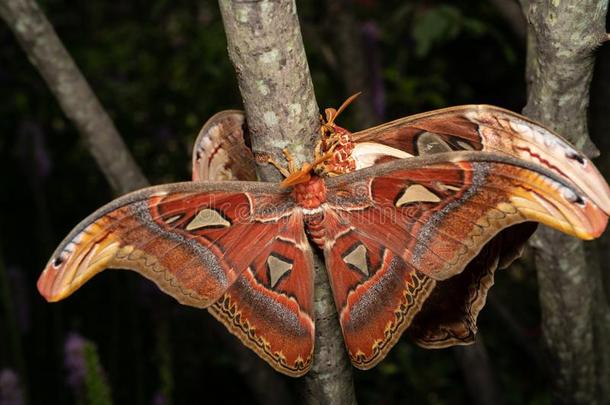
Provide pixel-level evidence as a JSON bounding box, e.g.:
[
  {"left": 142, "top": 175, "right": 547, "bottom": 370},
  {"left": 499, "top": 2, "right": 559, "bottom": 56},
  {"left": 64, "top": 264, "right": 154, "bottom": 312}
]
[
  {"left": 218, "top": 0, "right": 320, "bottom": 181},
  {"left": 0, "top": 0, "right": 148, "bottom": 194},
  {"left": 301, "top": 256, "right": 357, "bottom": 405},
  {"left": 520, "top": 0, "right": 603, "bottom": 157},
  {"left": 218, "top": 1, "right": 357, "bottom": 404},
  {"left": 520, "top": 1, "right": 610, "bottom": 403}
]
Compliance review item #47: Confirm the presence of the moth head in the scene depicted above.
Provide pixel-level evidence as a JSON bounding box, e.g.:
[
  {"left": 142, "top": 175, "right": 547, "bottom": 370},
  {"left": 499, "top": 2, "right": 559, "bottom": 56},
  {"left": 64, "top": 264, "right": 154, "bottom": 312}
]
[
  {"left": 280, "top": 151, "right": 334, "bottom": 188},
  {"left": 278, "top": 94, "right": 362, "bottom": 188},
  {"left": 320, "top": 92, "right": 361, "bottom": 139},
  {"left": 280, "top": 164, "right": 313, "bottom": 188}
]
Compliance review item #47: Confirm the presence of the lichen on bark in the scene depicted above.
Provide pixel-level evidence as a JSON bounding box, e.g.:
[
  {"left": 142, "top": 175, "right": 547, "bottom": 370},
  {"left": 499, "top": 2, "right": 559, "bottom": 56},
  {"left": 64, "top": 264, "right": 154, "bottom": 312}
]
[{"left": 218, "top": 0, "right": 320, "bottom": 182}]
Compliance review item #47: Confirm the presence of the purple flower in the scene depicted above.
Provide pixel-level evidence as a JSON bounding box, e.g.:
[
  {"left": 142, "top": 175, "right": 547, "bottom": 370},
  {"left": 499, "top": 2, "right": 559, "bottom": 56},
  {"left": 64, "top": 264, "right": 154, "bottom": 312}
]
[
  {"left": 63, "top": 333, "right": 113, "bottom": 404},
  {"left": 0, "top": 369, "right": 24, "bottom": 405},
  {"left": 64, "top": 332, "right": 87, "bottom": 392}
]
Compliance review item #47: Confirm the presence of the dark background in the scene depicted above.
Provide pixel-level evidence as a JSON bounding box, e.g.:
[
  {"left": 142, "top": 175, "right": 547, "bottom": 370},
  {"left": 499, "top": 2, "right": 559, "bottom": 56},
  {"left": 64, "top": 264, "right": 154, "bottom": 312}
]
[{"left": 1, "top": 1, "right": 608, "bottom": 404}]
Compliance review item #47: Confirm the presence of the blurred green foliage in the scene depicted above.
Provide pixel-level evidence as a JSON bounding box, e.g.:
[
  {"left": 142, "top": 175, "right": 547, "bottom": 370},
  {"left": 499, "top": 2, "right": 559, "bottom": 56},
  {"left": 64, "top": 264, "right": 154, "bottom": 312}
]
[
  {"left": 82, "top": 340, "right": 113, "bottom": 405},
  {"left": 0, "top": 0, "right": 554, "bottom": 404}
]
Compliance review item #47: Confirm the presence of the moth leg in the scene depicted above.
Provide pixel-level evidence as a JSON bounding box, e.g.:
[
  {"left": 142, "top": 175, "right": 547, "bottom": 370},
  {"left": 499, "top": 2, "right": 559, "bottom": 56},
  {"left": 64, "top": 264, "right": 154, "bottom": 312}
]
[
  {"left": 325, "top": 139, "right": 339, "bottom": 154},
  {"left": 314, "top": 139, "right": 324, "bottom": 161},
  {"left": 282, "top": 148, "right": 299, "bottom": 174},
  {"left": 319, "top": 114, "right": 328, "bottom": 137},
  {"left": 266, "top": 156, "right": 291, "bottom": 178}
]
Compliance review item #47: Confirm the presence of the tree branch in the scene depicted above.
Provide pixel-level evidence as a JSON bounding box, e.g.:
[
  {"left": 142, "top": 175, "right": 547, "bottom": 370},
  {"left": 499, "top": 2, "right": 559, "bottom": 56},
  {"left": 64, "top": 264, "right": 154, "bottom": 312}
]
[
  {"left": 520, "top": 0, "right": 602, "bottom": 157},
  {"left": 520, "top": 1, "right": 610, "bottom": 403},
  {"left": 0, "top": 0, "right": 148, "bottom": 194},
  {"left": 219, "top": 0, "right": 320, "bottom": 181},
  {"left": 302, "top": 256, "right": 357, "bottom": 405},
  {"left": 218, "top": 1, "right": 357, "bottom": 404}
]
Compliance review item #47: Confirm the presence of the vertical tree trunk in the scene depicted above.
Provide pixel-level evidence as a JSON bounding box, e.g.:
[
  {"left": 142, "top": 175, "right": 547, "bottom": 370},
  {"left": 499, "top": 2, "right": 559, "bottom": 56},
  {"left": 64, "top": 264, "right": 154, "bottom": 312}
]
[
  {"left": 218, "top": 0, "right": 320, "bottom": 180},
  {"left": 519, "top": 1, "right": 610, "bottom": 403},
  {"left": 218, "top": 1, "right": 357, "bottom": 404}
]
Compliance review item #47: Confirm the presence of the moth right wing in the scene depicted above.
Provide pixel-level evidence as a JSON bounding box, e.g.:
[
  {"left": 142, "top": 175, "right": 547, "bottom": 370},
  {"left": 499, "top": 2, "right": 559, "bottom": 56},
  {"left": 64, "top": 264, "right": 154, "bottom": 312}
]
[
  {"left": 320, "top": 151, "right": 607, "bottom": 367},
  {"left": 350, "top": 105, "right": 610, "bottom": 348},
  {"left": 352, "top": 104, "right": 610, "bottom": 215}
]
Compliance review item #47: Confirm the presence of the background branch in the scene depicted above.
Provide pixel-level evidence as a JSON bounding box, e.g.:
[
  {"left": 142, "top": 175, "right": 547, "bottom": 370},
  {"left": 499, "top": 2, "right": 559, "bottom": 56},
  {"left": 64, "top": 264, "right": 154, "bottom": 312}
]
[
  {"left": 218, "top": 1, "right": 356, "bottom": 404},
  {"left": 520, "top": 1, "right": 610, "bottom": 403},
  {"left": 0, "top": 0, "right": 148, "bottom": 194}
]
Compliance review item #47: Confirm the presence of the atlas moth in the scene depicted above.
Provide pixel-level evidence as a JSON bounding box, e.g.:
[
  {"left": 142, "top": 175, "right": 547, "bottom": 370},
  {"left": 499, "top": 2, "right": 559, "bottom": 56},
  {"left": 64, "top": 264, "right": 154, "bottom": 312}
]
[{"left": 39, "top": 95, "right": 610, "bottom": 376}]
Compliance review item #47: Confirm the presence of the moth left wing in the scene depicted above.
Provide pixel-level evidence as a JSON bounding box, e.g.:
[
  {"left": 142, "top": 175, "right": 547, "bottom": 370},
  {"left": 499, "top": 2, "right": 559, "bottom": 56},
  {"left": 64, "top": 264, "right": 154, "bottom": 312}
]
[
  {"left": 37, "top": 181, "right": 315, "bottom": 376},
  {"left": 190, "top": 113, "right": 315, "bottom": 375},
  {"left": 322, "top": 151, "right": 607, "bottom": 368}
]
